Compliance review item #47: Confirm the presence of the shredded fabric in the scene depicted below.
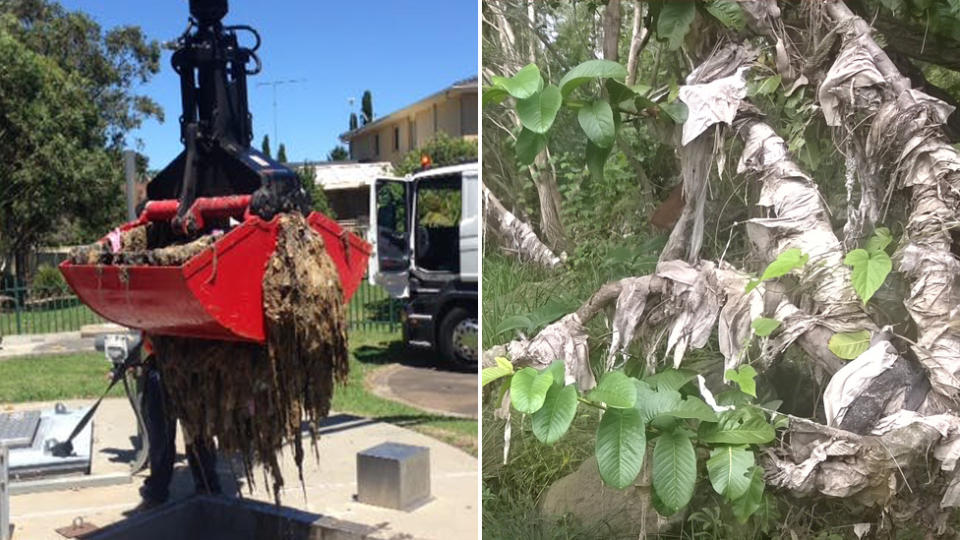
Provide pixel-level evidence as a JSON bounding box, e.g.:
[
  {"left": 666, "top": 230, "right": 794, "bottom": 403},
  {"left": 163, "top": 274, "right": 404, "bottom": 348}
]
[
  {"left": 153, "top": 214, "right": 348, "bottom": 503},
  {"left": 679, "top": 67, "right": 748, "bottom": 146}
]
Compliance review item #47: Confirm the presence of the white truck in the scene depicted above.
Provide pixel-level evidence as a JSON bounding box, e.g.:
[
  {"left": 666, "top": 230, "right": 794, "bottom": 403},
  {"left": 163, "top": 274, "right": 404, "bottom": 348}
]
[{"left": 368, "top": 162, "right": 478, "bottom": 370}]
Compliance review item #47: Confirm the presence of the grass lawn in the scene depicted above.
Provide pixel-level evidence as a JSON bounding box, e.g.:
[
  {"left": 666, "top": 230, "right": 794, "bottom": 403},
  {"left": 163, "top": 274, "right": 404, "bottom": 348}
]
[
  {"left": 0, "top": 330, "right": 477, "bottom": 455},
  {"left": 338, "top": 330, "right": 478, "bottom": 455},
  {"left": 0, "top": 352, "right": 121, "bottom": 403}
]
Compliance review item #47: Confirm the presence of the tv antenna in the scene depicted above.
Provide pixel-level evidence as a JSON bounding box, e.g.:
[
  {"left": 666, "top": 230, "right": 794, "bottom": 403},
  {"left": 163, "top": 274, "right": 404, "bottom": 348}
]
[{"left": 256, "top": 78, "right": 306, "bottom": 145}]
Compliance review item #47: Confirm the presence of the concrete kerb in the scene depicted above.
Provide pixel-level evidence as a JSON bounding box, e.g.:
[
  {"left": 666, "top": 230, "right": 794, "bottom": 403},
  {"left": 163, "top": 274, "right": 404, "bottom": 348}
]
[{"left": 82, "top": 495, "right": 387, "bottom": 540}]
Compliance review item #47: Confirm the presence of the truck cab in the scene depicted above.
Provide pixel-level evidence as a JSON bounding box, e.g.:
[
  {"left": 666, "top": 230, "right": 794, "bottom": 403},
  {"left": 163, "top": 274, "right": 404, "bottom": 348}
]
[{"left": 368, "top": 162, "right": 478, "bottom": 370}]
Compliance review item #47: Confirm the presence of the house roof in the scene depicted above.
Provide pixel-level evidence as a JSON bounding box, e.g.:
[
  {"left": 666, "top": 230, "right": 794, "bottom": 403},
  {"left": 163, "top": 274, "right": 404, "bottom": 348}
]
[
  {"left": 294, "top": 161, "right": 394, "bottom": 191},
  {"left": 339, "top": 76, "right": 478, "bottom": 142}
]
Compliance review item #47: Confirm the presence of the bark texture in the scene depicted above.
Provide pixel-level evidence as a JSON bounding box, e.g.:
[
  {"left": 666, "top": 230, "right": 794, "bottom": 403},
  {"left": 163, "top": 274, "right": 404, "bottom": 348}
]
[{"left": 483, "top": 184, "right": 562, "bottom": 269}]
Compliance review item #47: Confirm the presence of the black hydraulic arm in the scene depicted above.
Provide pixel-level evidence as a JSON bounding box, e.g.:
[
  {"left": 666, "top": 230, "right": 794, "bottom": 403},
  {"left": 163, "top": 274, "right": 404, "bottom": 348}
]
[{"left": 147, "top": 0, "right": 308, "bottom": 234}]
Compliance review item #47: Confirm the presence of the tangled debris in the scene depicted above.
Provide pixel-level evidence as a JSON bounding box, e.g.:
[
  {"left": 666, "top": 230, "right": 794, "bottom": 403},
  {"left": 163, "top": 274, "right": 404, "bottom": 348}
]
[
  {"left": 70, "top": 213, "right": 348, "bottom": 502},
  {"left": 69, "top": 224, "right": 217, "bottom": 267},
  {"left": 153, "top": 214, "right": 348, "bottom": 502}
]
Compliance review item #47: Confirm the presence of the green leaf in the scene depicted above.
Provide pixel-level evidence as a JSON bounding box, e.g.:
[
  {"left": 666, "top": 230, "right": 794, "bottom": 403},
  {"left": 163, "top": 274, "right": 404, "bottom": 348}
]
[
  {"left": 879, "top": 0, "right": 906, "bottom": 15},
  {"left": 588, "top": 371, "right": 637, "bottom": 408},
  {"left": 716, "top": 389, "right": 753, "bottom": 407},
  {"left": 706, "top": 445, "right": 754, "bottom": 500},
  {"left": 659, "top": 101, "right": 688, "bottom": 124},
  {"left": 724, "top": 365, "right": 757, "bottom": 398},
  {"left": 668, "top": 80, "right": 680, "bottom": 103},
  {"left": 657, "top": 1, "right": 696, "bottom": 50},
  {"left": 704, "top": 0, "right": 746, "bottom": 30},
  {"left": 844, "top": 248, "right": 892, "bottom": 305},
  {"left": 510, "top": 367, "right": 554, "bottom": 414},
  {"left": 482, "top": 86, "right": 509, "bottom": 107},
  {"left": 644, "top": 369, "right": 697, "bottom": 392},
  {"left": 760, "top": 248, "right": 808, "bottom": 282},
  {"left": 866, "top": 227, "right": 893, "bottom": 254},
  {"left": 481, "top": 357, "right": 514, "bottom": 387},
  {"left": 635, "top": 382, "right": 683, "bottom": 424},
  {"left": 544, "top": 359, "right": 566, "bottom": 386},
  {"left": 528, "top": 298, "right": 577, "bottom": 329},
  {"left": 515, "top": 128, "right": 547, "bottom": 165},
  {"left": 605, "top": 79, "right": 638, "bottom": 107},
  {"left": 700, "top": 409, "right": 775, "bottom": 445},
  {"left": 596, "top": 407, "right": 647, "bottom": 488},
  {"left": 798, "top": 130, "right": 822, "bottom": 171},
  {"left": 751, "top": 317, "right": 780, "bottom": 337},
  {"left": 665, "top": 396, "right": 718, "bottom": 422},
  {"left": 731, "top": 466, "right": 766, "bottom": 523},
  {"left": 828, "top": 330, "right": 872, "bottom": 360},
  {"left": 532, "top": 384, "right": 578, "bottom": 444},
  {"left": 496, "top": 314, "right": 533, "bottom": 337},
  {"left": 491, "top": 63, "right": 542, "bottom": 100},
  {"left": 586, "top": 140, "right": 612, "bottom": 182},
  {"left": 516, "top": 85, "right": 562, "bottom": 134},
  {"left": 746, "top": 248, "right": 808, "bottom": 292},
  {"left": 652, "top": 429, "right": 697, "bottom": 514},
  {"left": 577, "top": 100, "right": 617, "bottom": 149},
  {"left": 756, "top": 74, "right": 782, "bottom": 96},
  {"left": 558, "top": 59, "right": 628, "bottom": 98}
]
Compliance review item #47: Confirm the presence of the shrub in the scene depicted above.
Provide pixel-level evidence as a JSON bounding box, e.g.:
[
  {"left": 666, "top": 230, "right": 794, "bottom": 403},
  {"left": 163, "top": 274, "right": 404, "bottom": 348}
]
[
  {"left": 394, "top": 132, "right": 477, "bottom": 176},
  {"left": 31, "top": 264, "right": 67, "bottom": 294}
]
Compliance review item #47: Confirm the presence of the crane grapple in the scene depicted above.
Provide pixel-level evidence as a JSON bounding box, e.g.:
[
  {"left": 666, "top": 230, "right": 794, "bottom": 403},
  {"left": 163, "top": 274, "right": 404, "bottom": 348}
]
[{"left": 59, "top": 0, "right": 368, "bottom": 343}]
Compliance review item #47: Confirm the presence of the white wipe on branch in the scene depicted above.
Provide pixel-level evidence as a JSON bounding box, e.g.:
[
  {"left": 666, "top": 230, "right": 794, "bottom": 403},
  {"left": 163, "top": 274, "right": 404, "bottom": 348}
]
[{"left": 678, "top": 67, "right": 748, "bottom": 146}]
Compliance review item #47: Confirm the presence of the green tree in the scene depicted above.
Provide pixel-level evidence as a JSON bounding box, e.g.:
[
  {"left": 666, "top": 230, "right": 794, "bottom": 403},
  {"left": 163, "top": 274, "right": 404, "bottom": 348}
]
[
  {"left": 277, "top": 143, "right": 287, "bottom": 163},
  {"left": 394, "top": 132, "right": 478, "bottom": 176},
  {"left": 297, "top": 163, "right": 335, "bottom": 218},
  {"left": 349, "top": 112, "right": 358, "bottom": 130},
  {"left": 0, "top": 2, "right": 162, "bottom": 282},
  {"left": 261, "top": 134, "right": 272, "bottom": 158},
  {"left": 361, "top": 90, "right": 373, "bottom": 125},
  {"left": 1, "top": 1, "right": 162, "bottom": 150},
  {"left": 327, "top": 145, "right": 349, "bottom": 161}
]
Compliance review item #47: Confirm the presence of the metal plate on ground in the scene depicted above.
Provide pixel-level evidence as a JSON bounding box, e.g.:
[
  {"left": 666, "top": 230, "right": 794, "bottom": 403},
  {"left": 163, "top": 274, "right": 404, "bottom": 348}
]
[
  {"left": 0, "top": 410, "right": 40, "bottom": 449},
  {"left": 8, "top": 406, "right": 92, "bottom": 480}
]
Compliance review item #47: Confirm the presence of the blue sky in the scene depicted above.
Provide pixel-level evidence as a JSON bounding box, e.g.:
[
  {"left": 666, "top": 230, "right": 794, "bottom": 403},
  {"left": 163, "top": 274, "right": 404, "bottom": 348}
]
[{"left": 60, "top": 0, "right": 478, "bottom": 169}]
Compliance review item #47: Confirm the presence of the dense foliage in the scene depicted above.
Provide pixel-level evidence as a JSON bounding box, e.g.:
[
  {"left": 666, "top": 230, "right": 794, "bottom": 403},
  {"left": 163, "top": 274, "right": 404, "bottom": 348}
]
[
  {"left": 0, "top": 0, "right": 161, "bottom": 279},
  {"left": 394, "top": 132, "right": 478, "bottom": 176},
  {"left": 482, "top": 0, "right": 960, "bottom": 537},
  {"left": 297, "top": 164, "right": 336, "bottom": 219}
]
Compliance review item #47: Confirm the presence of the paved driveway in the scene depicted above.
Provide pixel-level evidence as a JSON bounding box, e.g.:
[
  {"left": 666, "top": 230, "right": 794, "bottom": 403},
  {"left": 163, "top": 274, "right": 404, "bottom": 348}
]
[{"left": 368, "top": 364, "right": 477, "bottom": 418}]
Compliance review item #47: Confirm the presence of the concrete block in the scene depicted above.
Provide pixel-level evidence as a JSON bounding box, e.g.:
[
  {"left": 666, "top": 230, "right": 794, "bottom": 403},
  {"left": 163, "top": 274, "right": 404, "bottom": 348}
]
[{"left": 356, "top": 442, "right": 430, "bottom": 511}]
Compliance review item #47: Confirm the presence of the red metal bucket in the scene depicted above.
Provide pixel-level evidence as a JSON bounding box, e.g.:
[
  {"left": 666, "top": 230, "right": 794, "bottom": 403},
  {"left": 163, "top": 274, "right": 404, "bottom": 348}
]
[{"left": 59, "top": 198, "right": 370, "bottom": 343}]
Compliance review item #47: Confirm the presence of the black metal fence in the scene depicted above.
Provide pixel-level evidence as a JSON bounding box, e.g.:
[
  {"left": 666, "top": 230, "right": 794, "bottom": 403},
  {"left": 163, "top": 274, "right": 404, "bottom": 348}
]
[{"left": 0, "top": 279, "right": 401, "bottom": 336}]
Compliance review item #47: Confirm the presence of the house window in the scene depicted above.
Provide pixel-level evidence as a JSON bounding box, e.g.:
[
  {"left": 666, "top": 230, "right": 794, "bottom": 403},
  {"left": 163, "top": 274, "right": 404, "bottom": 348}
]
[
  {"left": 394, "top": 127, "right": 400, "bottom": 151},
  {"left": 374, "top": 134, "right": 380, "bottom": 156}
]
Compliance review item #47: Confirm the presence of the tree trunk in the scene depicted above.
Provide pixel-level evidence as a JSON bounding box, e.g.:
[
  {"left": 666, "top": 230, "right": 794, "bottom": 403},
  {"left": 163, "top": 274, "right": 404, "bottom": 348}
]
[
  {"left": 529, "top": 153, "right": 568, "bottom": 253},
  {"left": 487, "top": 0, "right": 569, "bottom": 253},
  {"left": 602, "top": 0, "right": 621, "bottom": 62},
  {"left": 625, "top": 1, "right": 648, "bottom": 86}
]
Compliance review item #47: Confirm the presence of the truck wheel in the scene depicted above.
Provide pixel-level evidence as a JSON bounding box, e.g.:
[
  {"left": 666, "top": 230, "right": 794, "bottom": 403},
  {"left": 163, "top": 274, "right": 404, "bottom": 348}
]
[{"left": 439, "top": 307, "right": 478, "bottom": 371}]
